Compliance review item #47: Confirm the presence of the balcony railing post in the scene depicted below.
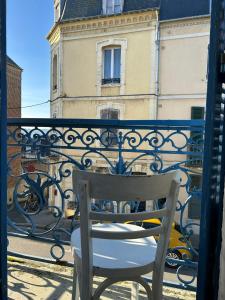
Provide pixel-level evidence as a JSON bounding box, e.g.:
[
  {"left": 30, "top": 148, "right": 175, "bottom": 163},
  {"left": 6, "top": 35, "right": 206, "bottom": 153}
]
[{"left": 0, "top": 0, "right": 8, "bottom": 298}]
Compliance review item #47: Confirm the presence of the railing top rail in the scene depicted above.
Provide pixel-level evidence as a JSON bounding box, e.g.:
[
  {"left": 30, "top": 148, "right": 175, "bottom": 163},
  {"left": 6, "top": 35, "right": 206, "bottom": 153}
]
[{"left": 7, "top": 118, "right": 205, "bottom": 130}]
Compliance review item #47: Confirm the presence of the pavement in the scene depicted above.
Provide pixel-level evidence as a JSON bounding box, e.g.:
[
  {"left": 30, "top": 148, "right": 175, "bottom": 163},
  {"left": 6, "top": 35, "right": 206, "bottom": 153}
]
[{"left": 8, "top": 259, "right": 196, "bottom": 300}]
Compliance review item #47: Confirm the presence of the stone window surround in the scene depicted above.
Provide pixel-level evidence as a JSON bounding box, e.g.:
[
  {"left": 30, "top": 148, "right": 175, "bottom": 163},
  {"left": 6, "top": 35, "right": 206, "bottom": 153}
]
[
  {"left": 96, "top": 102, "right": 125, "bottom": 147},
  {"left": 96, "top": 38, "right": 127, "bottom": 96},
  {"left": 97, "top": 102, "right": 125, "bottom": 120}
]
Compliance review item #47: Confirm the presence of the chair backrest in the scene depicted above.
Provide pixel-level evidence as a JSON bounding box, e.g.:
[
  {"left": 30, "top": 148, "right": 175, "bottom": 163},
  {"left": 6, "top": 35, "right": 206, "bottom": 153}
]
[
  {"left": 73, "top": 170, "right": 180, "bottom": 298},
  {"left": 73, "top": 169, "right": 180, "bottom": 237},
  {"left": 73, "top": 168, "right": 180, "bottom": 243}
]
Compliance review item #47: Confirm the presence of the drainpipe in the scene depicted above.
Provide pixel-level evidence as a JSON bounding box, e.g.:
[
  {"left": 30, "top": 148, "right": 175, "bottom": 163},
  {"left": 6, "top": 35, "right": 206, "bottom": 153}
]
[{"left": 154, "top": 10, "right": 160, "bottom": 120}]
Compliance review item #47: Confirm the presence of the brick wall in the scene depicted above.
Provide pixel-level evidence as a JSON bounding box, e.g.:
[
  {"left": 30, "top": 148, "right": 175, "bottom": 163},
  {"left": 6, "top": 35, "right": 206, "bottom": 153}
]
[
  {"left": 7, "top": 63, "right": 21, "bottom": 118},
  {"left": 7, "top": 63, "right": 22, "bottom": 202}
]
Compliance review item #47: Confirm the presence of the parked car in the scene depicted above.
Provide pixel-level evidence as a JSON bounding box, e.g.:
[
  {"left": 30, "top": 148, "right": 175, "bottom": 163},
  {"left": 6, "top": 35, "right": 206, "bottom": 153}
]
[{"left": 126, "top": 218, "right": 191, "bottom": 268}]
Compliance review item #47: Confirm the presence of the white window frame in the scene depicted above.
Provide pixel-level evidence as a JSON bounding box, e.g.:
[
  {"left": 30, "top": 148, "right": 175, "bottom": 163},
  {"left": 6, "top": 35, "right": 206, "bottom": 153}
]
[
  {"left": 103, "top": 0, "right": 124, "bottom": 15},
  {"left": 96, "top": 38, "right": 127, "bottom": 95},
  {"left": 103, "top": 47, "right": 121, "bottom": 82}
]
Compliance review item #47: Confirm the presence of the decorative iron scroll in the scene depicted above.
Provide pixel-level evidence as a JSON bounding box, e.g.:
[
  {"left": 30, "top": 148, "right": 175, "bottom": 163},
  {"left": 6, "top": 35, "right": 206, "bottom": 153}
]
[{"left": 7, "top": 119, "right": 204, "bottom": 289}]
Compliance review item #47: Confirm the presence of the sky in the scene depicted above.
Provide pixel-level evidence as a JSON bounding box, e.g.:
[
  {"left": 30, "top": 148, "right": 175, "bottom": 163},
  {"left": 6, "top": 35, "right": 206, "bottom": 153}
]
[{"left": 7, "top": 0, "right": 54, "bottom": 118}]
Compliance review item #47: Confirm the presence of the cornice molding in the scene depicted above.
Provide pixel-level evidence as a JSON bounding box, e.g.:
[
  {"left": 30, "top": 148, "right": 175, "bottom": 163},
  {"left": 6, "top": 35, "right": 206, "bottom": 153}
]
[
  {"left": 160, "top": 18, "right": 210, "bottom": 30},
  {"left": 60, "top": 13, "right": 156, "bottom": 35}
]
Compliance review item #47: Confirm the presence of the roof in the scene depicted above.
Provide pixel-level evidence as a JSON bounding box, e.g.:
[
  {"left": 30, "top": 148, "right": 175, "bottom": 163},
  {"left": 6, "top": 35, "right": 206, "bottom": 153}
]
[
  {"left": 60, "top": 0, "right": 210, "bottom": 22},
  {"left": 61, "top": 0, "right": 160, "bottom": 21},
  {"left": 160, "top": 0, "right": 210, "bottom": 21},
  {"left": 7, "top": 56, "right": 22, "bottom": 71}
]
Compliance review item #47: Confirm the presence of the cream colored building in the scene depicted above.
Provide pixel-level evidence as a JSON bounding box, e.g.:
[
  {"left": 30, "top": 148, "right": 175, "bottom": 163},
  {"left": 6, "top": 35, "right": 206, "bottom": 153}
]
[{"left": 47, "top": 0, "right": 210, "bottom": 225}]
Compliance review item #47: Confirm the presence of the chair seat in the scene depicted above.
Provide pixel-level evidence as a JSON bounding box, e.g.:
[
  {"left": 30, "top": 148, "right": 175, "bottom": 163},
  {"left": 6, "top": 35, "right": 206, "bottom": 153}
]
[{"left": 71, "top": 223, "right": 157, "bottom": 275}]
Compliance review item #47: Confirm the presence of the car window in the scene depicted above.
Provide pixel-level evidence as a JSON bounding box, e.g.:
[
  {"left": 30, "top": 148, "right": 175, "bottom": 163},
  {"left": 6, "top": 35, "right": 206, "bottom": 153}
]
[
  {"left": 142, "top": 222, "right": 159, "bottom": 230},
  {"left": 129, "top": 221, "right": 143, "bottom": 227},
  {"left": 174, "top": 223, "right": 181, "bottom": 233}
]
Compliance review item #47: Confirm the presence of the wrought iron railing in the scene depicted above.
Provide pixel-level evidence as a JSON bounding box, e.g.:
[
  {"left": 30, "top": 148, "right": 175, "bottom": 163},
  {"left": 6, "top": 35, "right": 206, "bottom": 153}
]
[{"left": 7, "top": 118, "right": 204, "bottom": 291}]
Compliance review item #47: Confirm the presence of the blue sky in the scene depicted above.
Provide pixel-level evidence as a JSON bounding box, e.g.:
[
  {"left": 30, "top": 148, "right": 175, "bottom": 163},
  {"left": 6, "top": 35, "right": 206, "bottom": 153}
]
[{"left": 7, "top": 0, "right": 53, "bottom": 118}]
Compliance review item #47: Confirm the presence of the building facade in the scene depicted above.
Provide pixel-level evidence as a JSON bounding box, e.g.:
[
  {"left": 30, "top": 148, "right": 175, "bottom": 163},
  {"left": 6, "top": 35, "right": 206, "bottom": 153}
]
[
  {"left": 47, "top": 0, "right": 210, "bottom": 225},
  {"left": 7, "top": 57, "right": 22, "bottom": 202}
]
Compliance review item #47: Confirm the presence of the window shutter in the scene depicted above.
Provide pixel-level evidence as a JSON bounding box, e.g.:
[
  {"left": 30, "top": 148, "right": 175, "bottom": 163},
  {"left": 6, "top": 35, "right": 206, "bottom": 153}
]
[
  {"left": 188, "top": 175, "right": 202, "bottom": 220},
  {"left": 191, "top": 107, "right": 205, "bottom": 119},
  {"left": 100, "top": 109, "right": 109, "bottom": 119},
  {"left": 188, "top": 197, "right": 201, "bottom": 220},
  {"left": 188, "top": 106, "right": 205, "bottom": 166},
  {"left": 109, "top": 108, "right": 119, "bottom": 120}
]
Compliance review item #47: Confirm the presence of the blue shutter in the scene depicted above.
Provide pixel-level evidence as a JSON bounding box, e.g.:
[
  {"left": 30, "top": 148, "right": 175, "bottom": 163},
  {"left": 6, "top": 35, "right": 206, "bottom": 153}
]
[
  {"left": 114, "top": 48, "right": 121, "bottom": 80},
  {"left": 104, "top": 49, "right": 111, "bottom": 79}
]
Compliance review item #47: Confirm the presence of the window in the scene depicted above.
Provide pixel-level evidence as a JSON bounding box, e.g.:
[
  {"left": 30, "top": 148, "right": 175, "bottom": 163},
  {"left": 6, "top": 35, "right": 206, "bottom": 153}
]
[
  {"left": 105, "top": 0, "right": 122, "bottom": 15},
  {"left": 100, "top": 108, "right": 119, "bottom": 146},
  {"left": 191, "top": 106, "right": 205, "bottom": 120},
  {"left": 96, "top": 39, "right": 127, "bottom": 95},
  {"left": 53, "top": 54, "right": 58, "bottom": 90},
  {"left": 187, "top": 106, "right": 205, "bottom": 166},
  {"left": 188, "top": 174, "right": 202, "bottom": 220},
  {"left": 102, "top": 47, "right": 121, "bottom": 85}
]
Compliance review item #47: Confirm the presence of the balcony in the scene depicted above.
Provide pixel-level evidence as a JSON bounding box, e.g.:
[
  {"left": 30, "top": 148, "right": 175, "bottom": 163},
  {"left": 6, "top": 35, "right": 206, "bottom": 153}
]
[
  {"left": 6, "top": 118, "right": 204, "bottom": 298},
  {"left": 8, "top": 258, "right": 196, "bottom": 299}
]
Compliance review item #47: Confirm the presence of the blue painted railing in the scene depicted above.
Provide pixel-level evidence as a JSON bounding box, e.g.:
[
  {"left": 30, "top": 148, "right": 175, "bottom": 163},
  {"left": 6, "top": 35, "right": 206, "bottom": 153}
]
[{"left": 7, "top": 118, "right": 204, "bottom": 291}]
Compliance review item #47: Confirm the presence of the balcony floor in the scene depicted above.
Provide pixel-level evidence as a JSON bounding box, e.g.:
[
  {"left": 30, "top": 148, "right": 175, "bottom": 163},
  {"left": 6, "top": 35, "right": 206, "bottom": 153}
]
[{"left": 8, "top": 259, "right": 196, "bottom": 300}]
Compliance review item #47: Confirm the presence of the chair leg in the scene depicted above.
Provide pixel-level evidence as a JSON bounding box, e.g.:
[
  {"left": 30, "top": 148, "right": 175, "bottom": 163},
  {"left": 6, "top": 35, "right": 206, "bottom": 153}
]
[
  {"left": 131, "top": 282, "right": 139, "bottom": 300},
  {"left": 72, "top": 265, "right": 80, "bottom": 300},
  {"left": 79, "top": 270, "right": 93, "bottom": 300},
  {"left": 152, "top": 273, "right": 163, "bottom": 300}
]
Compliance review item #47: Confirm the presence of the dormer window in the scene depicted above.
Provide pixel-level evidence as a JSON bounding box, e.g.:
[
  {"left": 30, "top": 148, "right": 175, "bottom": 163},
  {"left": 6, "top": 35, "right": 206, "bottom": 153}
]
[{"left": 103, "top": 0, "right": 123, "bottom": 15}]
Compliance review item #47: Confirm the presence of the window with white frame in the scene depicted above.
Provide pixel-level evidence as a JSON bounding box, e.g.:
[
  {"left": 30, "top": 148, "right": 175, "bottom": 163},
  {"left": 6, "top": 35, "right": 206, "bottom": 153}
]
[
  {"left": 53, "top": 54, "right": 58, "bottom": 90},
  {"left": 104, "top": 0, "right": 122, "bottom": 15},
  {"left": 102, "top": 47, "right": 121, "bottom": 85},
  {"left": 100, "top": 108, "right": 119, "bottom": 146}
]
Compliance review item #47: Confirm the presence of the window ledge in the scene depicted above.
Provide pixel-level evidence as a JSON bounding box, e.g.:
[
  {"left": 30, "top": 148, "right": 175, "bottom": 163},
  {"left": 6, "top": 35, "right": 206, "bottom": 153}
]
[{"left": 101, "top": 84, "right": 121, "bottom": 88}]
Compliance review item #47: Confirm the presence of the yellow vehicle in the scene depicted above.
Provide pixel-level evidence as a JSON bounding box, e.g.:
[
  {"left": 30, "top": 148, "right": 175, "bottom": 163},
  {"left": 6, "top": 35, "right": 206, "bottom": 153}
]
[{"left": 127, "top": 218, "right": 191, "bottom": 268}]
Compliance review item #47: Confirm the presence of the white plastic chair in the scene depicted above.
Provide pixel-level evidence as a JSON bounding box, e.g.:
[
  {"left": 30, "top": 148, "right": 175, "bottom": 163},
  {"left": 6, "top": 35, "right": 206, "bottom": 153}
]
[{"left": 71, "top": 170, "right": 180, "bottom": 300}]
